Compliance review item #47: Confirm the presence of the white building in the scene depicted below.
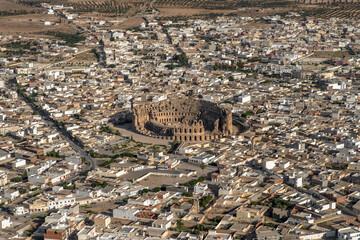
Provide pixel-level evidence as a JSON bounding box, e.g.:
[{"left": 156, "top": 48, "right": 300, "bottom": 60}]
[
  {"left": 288, "top": 176, "right": 303, "bottom": 188},
  {"left": 189, "top": 153, "right": 215, "bottom": 165},
  {"left": 152, "top": 219, "right": 172, "bottom": 229},
  {"left": 26, "top": 160, "right": 56, "bottom": 176},
  {"left": 263, "top": 160, "right": 275, "bottom": 170},
  {"left": 4, "top": 190, "right": 20, "bottom": 201},
  {"left": 328, "top": 81, "right": 346, "bottom": 90},
  {"left": 128, "top": 197, "right": 157, "bottom": 206},
  {"left": 0, "top": 149, "right": 10, "bottom": 161},
  {"left": 48, "top": 197, "right": 76, "bottom": 209},
  {"left": 338, "top": 227, "right": 360, "bottom": 240},
  {"left": 9, "top": 206, "right": 29, "bottom": 215},
  {"left": 237, "top": 94, "right": 251, "bottom": 103},
  {"left": 113, "top": 206, "right": 140, "bottom": 220},
  {"left": 12, "top": 159, "right": 26, "bottom": 169},
  {"left": 0, "top": 216, "right": 12, "bottom": 229},
  {"left": 194, "top": 182, "right": 210, "bottom": 195},
  {"left": 77, "top": 226, "right": 97, "bottom": 240}
]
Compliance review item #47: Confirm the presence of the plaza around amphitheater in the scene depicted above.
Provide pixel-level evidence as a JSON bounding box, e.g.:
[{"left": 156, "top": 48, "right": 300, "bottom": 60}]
[{"left": 132, "top": 99, "right": 233, "bottom": 142}]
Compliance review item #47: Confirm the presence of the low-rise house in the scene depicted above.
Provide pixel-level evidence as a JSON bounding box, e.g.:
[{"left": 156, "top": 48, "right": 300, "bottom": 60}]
[
  {"left": 94, "top": 214, "right": 111, "bottom": 228},
  {"left": 113, "top": 206, "right": 141, "bottom": 220},
  {"left": 236, "top": 206, "right": 268, "bottom": 223},
  {"left": 0, "top": 216, "right": 12, "bottom": 229}
]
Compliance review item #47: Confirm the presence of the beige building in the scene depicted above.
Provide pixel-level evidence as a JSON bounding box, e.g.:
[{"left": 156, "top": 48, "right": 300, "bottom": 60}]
[
  {"left": 236, "top": 206, "right": 268, "bottom": 223},
  {"left": 94, "top": 214, "right": 111, "bottom": 228},
  {"left": 0, "top": 173, "right": 7, "bottom": 187},
  {"left": 24, "top": 198, "right": 49, "bottom": 213}
]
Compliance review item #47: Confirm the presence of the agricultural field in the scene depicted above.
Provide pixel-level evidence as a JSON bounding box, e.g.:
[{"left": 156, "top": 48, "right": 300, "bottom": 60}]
[
  {"left": 153, "top": 0, "right": 298, "bottom": 9},
  {"left": 0, "top": 0, "right": 41, "bottom": 17},
  {"left": 310, "top": 4, "right": 360, "bottom": 18},
  {"left": 67, "top": 0, "right": 132, "bottom": 16},
  {"left": 0, "top": 0, "right": 38, "bottom": 11},
  {"left": 8, "top": 0, "right": 360, "bottom": 20},
  {"left": 299, "top": 0, "right": 360, "bottom": 3},
  {"left": 157, "top": 8, "right": 234, "bottom": 17},
  {"left": 63, "top": 0, "right": 299, "bottom": 15}
]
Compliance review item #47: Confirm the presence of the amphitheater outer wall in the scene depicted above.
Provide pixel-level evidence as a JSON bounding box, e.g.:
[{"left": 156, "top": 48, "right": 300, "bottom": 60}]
[{"left": 132, "top": 99, "right": 232, "bottom": 142}]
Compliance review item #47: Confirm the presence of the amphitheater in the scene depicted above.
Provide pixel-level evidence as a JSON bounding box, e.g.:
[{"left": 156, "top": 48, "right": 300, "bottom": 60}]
[{"left": 132, "top": 99, "right": 232, "bottom": 142}]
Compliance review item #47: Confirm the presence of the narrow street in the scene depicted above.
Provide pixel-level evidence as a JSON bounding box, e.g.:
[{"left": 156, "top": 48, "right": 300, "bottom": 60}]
[{"left": 7, "top": 78, "right": 98, "bottom": 169}]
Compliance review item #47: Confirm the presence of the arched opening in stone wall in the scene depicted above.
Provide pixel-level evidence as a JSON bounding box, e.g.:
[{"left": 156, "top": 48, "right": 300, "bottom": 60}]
[{"left": 133, "top": 99, "right": 232, "bottom": 142}]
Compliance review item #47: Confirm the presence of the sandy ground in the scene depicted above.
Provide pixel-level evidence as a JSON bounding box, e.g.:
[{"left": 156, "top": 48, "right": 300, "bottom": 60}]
[
  {"left": 113, "top": 123, "right": 171, "bottom": 145},
  {"left": 137, "top": 162, "right": 218, "bottom": 188},
  {"left": 112, "top": 17, "right": 145, "bottom": 29},
  {"left": 68, "top": 49, "right": 97, "bottom": 62},
  {"left": 0, "top": 13, "right": 76, "bottom": 35},
  {"left": 81, "top": 201, "right": 118, "bottom": 216},
  {"left": 310, "top": 51, "right": 351, "bottom": 59}
]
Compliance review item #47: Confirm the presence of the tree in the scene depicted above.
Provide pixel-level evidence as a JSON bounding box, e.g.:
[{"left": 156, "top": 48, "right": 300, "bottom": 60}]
[
  {"left": 23, "top": 170, "right": 28, "bottom": 180},
  {"left": 183, "top": 192, "right": 193, "bottom": 197},
  {"left": 102, "top": 181, "right": 108, "bottom": 188},
  {"left": 177, "top": 219, "right": 184, "bottom": 228},
  {"left": 200, "top": 195, "right": 213, "bottom": 208},
  {"left": 141, "top": 188, "right": 149, "bottom": 194},
  {"left": 173, "top": 53, "right": 189, "bottom": 66},
  {"left": 11, "top": 177, "right": 23, "bottom": 182},
  {"left": 200, "top": 163, "right": 206, "bottom": 176},
  {"left": 91, "top": 181, "right": 101, "bottom": 188}
]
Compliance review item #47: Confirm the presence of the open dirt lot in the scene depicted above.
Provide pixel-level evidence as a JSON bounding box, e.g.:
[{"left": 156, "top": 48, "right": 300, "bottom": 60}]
[
  {"left": 112, "top": 17, "right": 145, "bottom": 29},
  {"left": 311, "top": 51, "right": 351, "bottom": 59},
  {"left": 137, "top": 162, "right": 218, "bottom": 188},
  {"left": 0, "top": 13, "right": 76, "bottom": 35},
  {"left": 97, "top": 17, "right": 146, "bottom": 30},
  {"left": 113, "top": 123, "right": 171, "bottom": 145},
  {"left": 80, "top": 201, "right": 118, "bottom": 217},
  {"left": 68, "top": 49, "right": 97, "bottom": 62}
]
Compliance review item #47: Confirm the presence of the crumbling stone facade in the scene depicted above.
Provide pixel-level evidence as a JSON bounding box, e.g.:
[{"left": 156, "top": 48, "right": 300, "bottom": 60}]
[{"left": 132, "top": 99, "right": 232, "bottom": 142}]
